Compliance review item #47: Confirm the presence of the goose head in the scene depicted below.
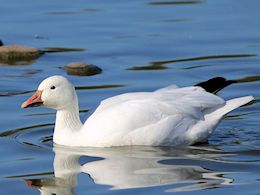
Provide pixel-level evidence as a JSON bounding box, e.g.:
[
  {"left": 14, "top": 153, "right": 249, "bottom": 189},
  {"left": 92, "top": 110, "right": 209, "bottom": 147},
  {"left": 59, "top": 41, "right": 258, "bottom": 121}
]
[{"left": 21, "top": 75, "right": 78, "bottom": 111}]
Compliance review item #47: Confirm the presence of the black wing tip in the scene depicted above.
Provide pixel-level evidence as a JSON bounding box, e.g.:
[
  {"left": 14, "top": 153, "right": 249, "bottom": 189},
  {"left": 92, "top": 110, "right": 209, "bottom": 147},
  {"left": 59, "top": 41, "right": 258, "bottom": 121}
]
[{"left": 195, "top": 77, "right": 237, "bottom": 94}]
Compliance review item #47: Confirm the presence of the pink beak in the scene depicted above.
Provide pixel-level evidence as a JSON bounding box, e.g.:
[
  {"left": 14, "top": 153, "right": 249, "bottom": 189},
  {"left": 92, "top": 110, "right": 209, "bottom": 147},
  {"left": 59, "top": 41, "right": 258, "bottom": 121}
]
[{"left": 21, "top": 90, "right": 43, "bottom": 108}]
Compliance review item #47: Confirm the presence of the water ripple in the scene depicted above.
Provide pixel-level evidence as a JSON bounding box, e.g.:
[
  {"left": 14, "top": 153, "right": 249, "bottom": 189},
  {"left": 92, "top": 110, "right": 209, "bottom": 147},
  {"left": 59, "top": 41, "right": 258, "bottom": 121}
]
[
  {"left": 0, "top": 84, "right": 124, "bottom": 97},
  {"left": 0, "top": 123, "right": 53, "bottom": 138},
  {"left": 0, "top": 89, "right": 33, "bottom": 97},
  {"left": 41, "top": 47, "right": 85, "bottom": 53},
  {"left": 128, "top": 54, "right": 256, "bottom": 70},
  {"left": 75, "top": 84, "right": 125, "bottom": 90},
  {"left": 148, "top": 0, "right": 203, "bottom": 6}
]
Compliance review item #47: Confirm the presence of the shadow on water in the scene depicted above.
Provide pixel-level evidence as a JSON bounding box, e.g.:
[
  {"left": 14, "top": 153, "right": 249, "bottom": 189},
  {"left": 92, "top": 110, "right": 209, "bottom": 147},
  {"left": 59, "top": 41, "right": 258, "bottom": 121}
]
[
  {"left": 148, "top": 0, "right": 203, "bottom": 6},
  {"left": 0, "top": 47, "right": 85, "bottom": 66},
  {"left": 3, "top": 69, "right": 42, "bottom": 77},
  {"left": 235, "top": 75, "right": 260, "bottom": 106},
  {"left": 0, "top": 59, "right": 38, "bottom": 66},
  {"left": 0, "top": 84, "right": 124, "bottom": 97},
  {"left": 75, "top": 84, "right": 125, "bottom": 90},
  {"left": 45, "top": 8, "right": 101, "bottom": 16},
  {"left": 226, "top": 112, "right": 259, "bottom": 120},
  {"left": 127, "top": 54, "right": 256, "bottom": 70},
  {"left": 7, "top": 172, "right": 54, "bottom": 179},
  {"left": 236, "top": 75, "right": 260, "bottom": 83},
  {"left": 17, "top": 145, "right": 238, "bottom": 194},
  {"left": 41, "top": 47, "right": 85, "bottom": 53},
  {"left": 24, "top": 109, "right": 88, "bottom": 117},
  {"left": 0, "top": 89, "right": 34, "bottom": 97}
]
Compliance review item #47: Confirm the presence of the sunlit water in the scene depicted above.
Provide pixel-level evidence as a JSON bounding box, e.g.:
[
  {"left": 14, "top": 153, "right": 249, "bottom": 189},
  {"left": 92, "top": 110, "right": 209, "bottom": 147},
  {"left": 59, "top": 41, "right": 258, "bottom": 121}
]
[{"left": 1, "top": 0, "right": 260, "bottom": 194}]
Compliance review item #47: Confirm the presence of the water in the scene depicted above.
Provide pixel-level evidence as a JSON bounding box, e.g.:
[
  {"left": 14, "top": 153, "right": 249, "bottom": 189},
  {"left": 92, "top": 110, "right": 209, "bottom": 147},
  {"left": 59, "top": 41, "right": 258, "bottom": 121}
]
[{"left": 1, "top": 0, "right": 260, "bottom": 194}]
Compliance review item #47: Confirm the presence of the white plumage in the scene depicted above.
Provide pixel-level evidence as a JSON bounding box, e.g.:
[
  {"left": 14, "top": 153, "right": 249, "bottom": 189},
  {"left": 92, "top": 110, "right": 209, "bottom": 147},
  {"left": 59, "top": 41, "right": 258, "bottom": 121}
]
[{"left": 21, "top": 75, "right": 253, "bottom": 147}]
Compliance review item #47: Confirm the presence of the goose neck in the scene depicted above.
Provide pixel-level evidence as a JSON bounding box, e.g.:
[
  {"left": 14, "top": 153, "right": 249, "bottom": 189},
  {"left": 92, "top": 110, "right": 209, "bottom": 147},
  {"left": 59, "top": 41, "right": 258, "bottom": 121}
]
[{"left": 55, "top": 107, "right": 83, "bottom": 132}]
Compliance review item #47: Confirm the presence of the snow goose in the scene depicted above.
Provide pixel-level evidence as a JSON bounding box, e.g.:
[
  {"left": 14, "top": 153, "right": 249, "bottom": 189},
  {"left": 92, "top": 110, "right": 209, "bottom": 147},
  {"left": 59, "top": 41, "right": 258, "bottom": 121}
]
[{"left": 21, "top": 76, "right": 253, "bottom": 147}]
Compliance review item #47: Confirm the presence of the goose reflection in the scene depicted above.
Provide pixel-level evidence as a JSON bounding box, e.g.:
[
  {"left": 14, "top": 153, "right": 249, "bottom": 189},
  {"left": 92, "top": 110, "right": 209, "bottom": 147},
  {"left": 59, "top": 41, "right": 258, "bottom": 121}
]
[{"left": 25, "top": 145, "right": 233, "bottom": 194}]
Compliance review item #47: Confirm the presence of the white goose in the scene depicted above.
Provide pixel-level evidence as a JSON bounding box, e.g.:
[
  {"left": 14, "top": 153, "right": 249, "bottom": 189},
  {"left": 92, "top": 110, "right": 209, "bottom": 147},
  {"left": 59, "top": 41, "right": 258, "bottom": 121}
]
[{"left": 21, "top": 76, "right": 253, "bottom": 147}]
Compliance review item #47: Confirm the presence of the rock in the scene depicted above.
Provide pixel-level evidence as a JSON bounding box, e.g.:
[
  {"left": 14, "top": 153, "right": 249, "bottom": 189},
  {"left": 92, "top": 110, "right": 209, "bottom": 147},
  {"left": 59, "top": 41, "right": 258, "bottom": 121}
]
[
  {"left": 64, "top": 62, "right": 102, "bottom": 76},
  {"left": 0, "top": 40, "right": 3, "bottom": 46},
  {"left": 0, "top": 45, "right": 41, "bottom": 65}
]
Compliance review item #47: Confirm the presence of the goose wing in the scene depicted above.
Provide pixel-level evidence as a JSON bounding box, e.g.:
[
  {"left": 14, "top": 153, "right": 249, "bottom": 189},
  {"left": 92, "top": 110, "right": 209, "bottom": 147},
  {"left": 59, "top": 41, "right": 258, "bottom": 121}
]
[{"left": 83, "top": 86, "right": 225, "bottom": 146}]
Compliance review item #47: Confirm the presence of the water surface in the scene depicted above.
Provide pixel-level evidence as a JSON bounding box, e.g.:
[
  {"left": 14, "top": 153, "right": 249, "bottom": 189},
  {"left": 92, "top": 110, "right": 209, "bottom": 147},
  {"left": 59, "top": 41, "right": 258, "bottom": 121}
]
[{"left": 1, "top": 0, "right": 260, "bottom": 194}]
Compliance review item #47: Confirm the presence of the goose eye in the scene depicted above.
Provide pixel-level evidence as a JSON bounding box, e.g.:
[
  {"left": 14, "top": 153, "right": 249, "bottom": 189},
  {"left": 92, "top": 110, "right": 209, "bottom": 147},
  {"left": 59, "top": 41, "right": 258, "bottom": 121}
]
[{"left": 50, "top": 86, "right": 56, "bottom": 90}]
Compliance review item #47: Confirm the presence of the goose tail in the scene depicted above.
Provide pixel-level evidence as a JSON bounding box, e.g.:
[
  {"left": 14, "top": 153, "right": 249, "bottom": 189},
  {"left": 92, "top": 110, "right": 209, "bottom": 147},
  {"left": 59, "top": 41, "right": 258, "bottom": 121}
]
[
  {"left": 212, "top": 96, "right": 254, "bottom": 118},
  {"left": 187, "top": 96, "right": 254, "bottom": 145}
]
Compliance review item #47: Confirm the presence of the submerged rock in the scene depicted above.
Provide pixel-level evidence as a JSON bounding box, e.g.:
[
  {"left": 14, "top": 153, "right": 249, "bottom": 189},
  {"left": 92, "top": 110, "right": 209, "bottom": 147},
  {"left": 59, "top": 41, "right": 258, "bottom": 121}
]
[
  {"left": 64, "top": 62, "right": 102, "bottom": 76},
  {"left": 0, "top": 45, "right": 41, "bottom": 65},
  {"left": 0, "top": 40, "right": 3, "bottom": 46}
]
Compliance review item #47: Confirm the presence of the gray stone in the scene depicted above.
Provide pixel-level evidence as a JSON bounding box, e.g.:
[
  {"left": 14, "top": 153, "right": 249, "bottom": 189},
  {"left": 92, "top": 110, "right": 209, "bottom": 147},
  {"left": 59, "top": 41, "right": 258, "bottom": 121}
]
[
  {"left": 64, "top": 62, "right": 102, "bottom": 76},
  {"left": 0, "top": 45, "right": 40, "bottom": 60}
]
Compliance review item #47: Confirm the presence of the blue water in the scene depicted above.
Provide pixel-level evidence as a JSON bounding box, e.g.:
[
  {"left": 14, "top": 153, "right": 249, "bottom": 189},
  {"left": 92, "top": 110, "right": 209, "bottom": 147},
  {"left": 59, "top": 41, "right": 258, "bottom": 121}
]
[{"left": 1, "top": 0, "right": 260, "bottom": 194}]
